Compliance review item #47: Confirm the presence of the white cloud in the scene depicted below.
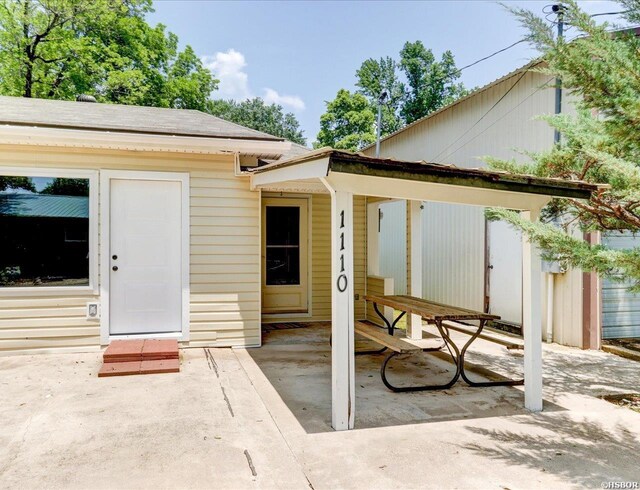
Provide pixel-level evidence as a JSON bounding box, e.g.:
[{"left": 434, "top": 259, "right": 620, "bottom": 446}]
[
  {"left": 263, "top": 88, "right": 306, "bottom": 112},
  {"left": 202, "top": 49, "right": 252, "bottom": 100},
  {"left": 202, "top": 50, "right": 305, "bottom": 112}
]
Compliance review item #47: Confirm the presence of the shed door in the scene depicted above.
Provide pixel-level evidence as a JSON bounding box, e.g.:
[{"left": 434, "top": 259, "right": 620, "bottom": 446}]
[
  {"left": 262, "top": 197, "right": 309, "bottom": 314},
  {"left": 488, "top": 219, "right": 523, "bottom": 324},
  {"left": 109, "top": 179, "right": 183, "bottom": 335},
  {"left": 602, "top": 231, "right": 640, "bottom": 339}
]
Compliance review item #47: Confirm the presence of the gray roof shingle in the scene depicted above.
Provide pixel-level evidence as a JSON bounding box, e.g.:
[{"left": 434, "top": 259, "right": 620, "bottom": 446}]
[{"left": 0, "top": 96, "right": 284, "bottom": 141}]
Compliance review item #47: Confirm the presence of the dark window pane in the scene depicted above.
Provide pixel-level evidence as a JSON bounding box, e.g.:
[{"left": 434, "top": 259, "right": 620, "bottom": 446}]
[
  {"left": 266, "top": 206, "right": 299, "bottom": 246},
  {"left": 0, "top": 176, "right": 90, "bottom": 288},
  {"left": 266, "top": 247, "right": 300, "bottom": 285}
]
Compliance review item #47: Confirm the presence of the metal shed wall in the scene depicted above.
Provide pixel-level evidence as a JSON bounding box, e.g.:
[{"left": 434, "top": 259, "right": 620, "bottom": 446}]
[
  {"left": 602, "top": 232, "right": 640, "bottom": 339},
  {"left": 366, "top": 69, "right": 586, "bottom": 347}
]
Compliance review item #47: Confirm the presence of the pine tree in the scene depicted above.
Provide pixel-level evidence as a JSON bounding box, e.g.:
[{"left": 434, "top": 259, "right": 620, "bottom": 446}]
[{"left": 486, "top": 0, "right": 640, "bottom": 288}]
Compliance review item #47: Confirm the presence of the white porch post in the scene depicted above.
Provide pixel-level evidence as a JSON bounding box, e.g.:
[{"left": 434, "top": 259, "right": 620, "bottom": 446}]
[
  {"left": 367, "top": 200, "right": 394, "bottom": 325},
  {"left": 367, "top": 200, "right": 380, "bottom": 276},
  {"left": 331, "top": 189, "right": 355, "bottom": 430},
  {"left": 407, "top": 200, "right": 423, "bottom": 339},
  {"left": 522, "top": 208, "right": 543, "bottom": 411}
]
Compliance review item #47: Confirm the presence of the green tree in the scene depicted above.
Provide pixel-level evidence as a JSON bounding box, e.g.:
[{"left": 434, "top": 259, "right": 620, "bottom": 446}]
[
  {"left": 40, "top": 178, "right": 88, "bottom": 196},
  {"left": 486, "top": 0, "right": 640, "bottom": 288},
  {"left": 399, "top": 41, "right": 468, "bottom": 125},
  {"left": 320, "top": 41, "right": 468, "bottom": 148},
  {"left": 314, "top": 89, "right": 376, "bottom": 151},
  {"left": 0, "top": 176, "right": 35, "bottom": 192},
  {"left": 207, "top": 98, "right": 306, "bottom": 145},
  {"left": 355, "top": 56, "right": 404, "bottom": 135},
  {"left": 0, "top": 0, "right": 217, "bottom": 110}
]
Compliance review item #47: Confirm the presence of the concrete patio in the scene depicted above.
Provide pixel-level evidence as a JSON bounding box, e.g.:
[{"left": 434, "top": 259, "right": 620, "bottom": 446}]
[{"left": 1, "top": 323, "right": 640, "bottom": 489}]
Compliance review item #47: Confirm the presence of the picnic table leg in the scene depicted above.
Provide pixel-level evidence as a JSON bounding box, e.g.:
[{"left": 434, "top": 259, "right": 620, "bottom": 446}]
[
  {"left": 373, "top": 302, "right": 405, "bottom": 336},
  {"left": 457, "top": 320, "right": 524, "bottom": 387},
  {"left": 380, "top": 319, "right": 462, "bottom": 392}
]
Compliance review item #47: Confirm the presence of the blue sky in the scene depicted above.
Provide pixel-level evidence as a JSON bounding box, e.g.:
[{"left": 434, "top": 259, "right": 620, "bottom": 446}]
[{"left": 148, "top": 0, "right": 625, "bottom": 145}]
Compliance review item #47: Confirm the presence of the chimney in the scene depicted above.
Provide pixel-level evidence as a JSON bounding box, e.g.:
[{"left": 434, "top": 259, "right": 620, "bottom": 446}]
[{"left": 76, "top": 94, "right": 97, "bottom": 103}]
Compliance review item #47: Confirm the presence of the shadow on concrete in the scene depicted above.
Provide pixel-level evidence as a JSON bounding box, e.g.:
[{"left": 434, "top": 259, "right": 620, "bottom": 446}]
[
  {"left": 462, "top": 415, "right": 640, "bottom": 486},
  {"left": 248, "top": 323, "right": 564, "bottom": 434}
]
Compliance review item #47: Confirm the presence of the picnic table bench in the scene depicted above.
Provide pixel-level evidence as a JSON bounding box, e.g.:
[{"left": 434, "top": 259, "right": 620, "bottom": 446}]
[{"left": 361, "top": 294, "right": 524, "bottom": 392}]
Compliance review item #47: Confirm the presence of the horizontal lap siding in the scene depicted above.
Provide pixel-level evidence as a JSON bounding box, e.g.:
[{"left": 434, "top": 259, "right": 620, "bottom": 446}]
[
  {"left": 189, "top": 171, "right": 260, "bottom": 347},
  {"left": 264, "top": 193, "right": 366, "bottom": 323},
  {"left": 366, "top": 276, "right": 385, "bottom": 326},
  {"left": 0, "top": 147, "right": 260, "bottom": 353}
]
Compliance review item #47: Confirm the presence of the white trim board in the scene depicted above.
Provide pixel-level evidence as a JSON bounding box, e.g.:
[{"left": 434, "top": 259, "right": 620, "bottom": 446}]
[{"left": 99, "top": 170, "right": 190, "bottom": 345}]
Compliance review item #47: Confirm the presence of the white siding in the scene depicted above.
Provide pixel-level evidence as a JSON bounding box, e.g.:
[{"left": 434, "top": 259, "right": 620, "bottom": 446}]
[
  {"left": 379, "top": 200, "right": 407, "bottom": 294},
  {"left": 0, "top": 147, "right": 260, "bottom": 353},
  {"left": 365, "top": 69, "right": 586, "bottom": 347},
  {"left": 422, "top": 202, "right": 485, "bottom": 311}
]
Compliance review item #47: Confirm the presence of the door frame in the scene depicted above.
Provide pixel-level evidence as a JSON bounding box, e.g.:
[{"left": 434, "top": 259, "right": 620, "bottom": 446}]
[
  {"left": 261, "top": 194, "right": 312, "bottom": 318},
  {"left": 99, "top": 170, "right": 190, "bottom": 344}
]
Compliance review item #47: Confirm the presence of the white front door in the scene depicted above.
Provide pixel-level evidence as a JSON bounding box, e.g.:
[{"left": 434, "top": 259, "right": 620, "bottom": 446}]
[{"left": 109, "top": 178, "right": 183, "bottom": 335}]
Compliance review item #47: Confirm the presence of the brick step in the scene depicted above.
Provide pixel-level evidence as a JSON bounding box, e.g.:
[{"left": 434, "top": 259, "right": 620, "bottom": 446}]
[
  {"left": 98, "top": 359, "right": 180, "bottom": 377},
  {"left": 103, "top": 339, "right": 179, "bottom": 363}
]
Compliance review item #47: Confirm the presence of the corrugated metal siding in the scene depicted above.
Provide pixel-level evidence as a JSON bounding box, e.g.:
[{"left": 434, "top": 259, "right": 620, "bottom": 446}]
[
  {"left": 602, "top": 232, "right": 640, "bottom": 339},
  {"left": 0, "top": 147, "right": 260, "bottom": 353},
  {"left": 422, "top": 202, "right": 485, "bottom": 311},
  {"left": 262, "top": 193, "right": 367, "bottom": 323},
  {"left": 378, "top": 200, "right": 407, "bottom": 294},
  {"left": 364, "top": 70, "right": 586, "bottom": 347}
]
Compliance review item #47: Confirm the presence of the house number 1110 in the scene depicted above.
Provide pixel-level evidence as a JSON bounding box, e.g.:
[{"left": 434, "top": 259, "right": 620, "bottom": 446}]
[{"left": 336, "top": 209, "right": 348, "bottom": 293}]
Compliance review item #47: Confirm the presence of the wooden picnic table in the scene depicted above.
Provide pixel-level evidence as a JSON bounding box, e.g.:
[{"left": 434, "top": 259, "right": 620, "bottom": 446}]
[{"left": 363, "top": 294, "right": 523, "bottom": 392}]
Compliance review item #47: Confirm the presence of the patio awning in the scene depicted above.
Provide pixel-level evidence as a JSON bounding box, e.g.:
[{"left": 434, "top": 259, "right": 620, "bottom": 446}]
[
  {"left": 250, "top": 147, "right": 604, "bottom": 431},
  {"left": 250, "top": 148, "right": 604, "bottom": 209}
]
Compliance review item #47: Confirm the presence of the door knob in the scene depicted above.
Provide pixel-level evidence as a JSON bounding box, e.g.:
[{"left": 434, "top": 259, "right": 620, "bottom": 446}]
[{"left": 112, "top": 266, "right": 118, "bottom": 271}]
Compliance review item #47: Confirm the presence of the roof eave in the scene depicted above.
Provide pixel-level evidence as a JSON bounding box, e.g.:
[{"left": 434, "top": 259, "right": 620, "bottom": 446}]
[
  {"left": 328, "top": 153, "right": 597, "bottom": 201},
  {"left": 0, "top": 124, "right": 291, "bottom": 158}
]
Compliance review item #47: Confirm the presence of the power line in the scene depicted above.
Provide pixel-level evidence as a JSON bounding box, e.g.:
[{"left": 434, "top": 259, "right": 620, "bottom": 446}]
[
  {"left": 386, "top": 39, "right": 528, "bottom": 95},
  {"left": 434, "top": 76, "right": 555, "bottom": 164},
  {"left": 431, "top": 71, "right": 528, "bottom": 163},
  {"left": 453, "top": 39, "right": 528, "bottom": 76},
  {"left": 591, "top": 10, "right": 630, "bottom": 17}
]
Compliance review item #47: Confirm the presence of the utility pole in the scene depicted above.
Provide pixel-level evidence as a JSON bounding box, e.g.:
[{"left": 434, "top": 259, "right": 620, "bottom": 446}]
[
  {"left": 553, "top": 3, "right": 565, "bottom": 144},
  {"left": 375, "top": 90, "right": 389, "bottom": 157}
]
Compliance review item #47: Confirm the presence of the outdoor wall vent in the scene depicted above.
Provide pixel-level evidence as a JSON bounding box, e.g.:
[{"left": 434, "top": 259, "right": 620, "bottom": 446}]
[
  {"left": 86, "top": 302, "right": 101, "bottom": 320},
  {"left": 76, "top": 94, "right": 97, "bottom": 103}
]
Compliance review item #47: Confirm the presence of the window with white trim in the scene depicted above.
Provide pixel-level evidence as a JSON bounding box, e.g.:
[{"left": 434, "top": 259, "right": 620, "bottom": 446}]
[{"left": 0, "top": 170, "right": 96, "bottom": 290}]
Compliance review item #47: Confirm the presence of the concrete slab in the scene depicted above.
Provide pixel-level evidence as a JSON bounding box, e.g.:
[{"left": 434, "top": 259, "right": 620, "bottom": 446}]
[
  {"left": 1, "top": 323, "right": 640, "bottom": 489},
  {"left": 0, "top": 348, "right": 310, "bottom": 489},
  {"left": 238, "top": 323, "right": 640, "bottom": 489}
]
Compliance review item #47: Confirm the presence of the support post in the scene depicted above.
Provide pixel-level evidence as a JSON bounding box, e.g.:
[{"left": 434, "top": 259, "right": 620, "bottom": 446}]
[
  {"left": 330, "top": 189, "right": 355, "bottom": 430},
  {"left": 407, "top": 200, "right": 423, "bottom": 339},
  {"left": 522, "top": 208, "right": 543, "bottom": 412},
  {"left": 367, "top": 200, "right": 380, "bottom": 276}
]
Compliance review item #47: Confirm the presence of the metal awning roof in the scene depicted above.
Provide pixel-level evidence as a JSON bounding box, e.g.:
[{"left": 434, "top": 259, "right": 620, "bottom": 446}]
[
  {"left": 250, "top": 148, "right": 604, "bottom": 210},
  {"left": 0, "top": 193, "right": 89, "bottom": 218}
]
